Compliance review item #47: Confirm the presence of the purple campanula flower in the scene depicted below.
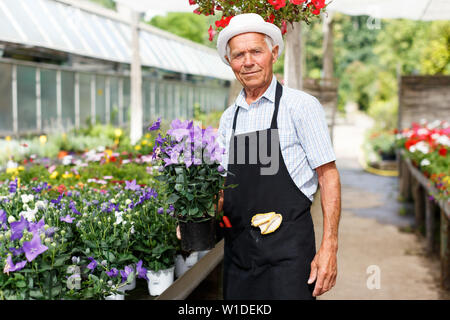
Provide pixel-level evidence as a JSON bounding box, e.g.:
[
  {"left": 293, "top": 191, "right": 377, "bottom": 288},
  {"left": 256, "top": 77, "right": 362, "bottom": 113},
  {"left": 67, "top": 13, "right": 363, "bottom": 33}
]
[
  {"left": 136, "top": 260, "right": 148, "bottom": 280},
  {"left": 22, "top": 231, "right": 48, "bottom": 262},
  {"left": 28, "top": 218, "right": 45, "bottom": 233},
  {"left": 51, "top": 194, "right": 63, "bottom": 205},
  {"left": 106, "top": 268, "right": 119, "bottom": 278},
  {"left": 148, "top": 117, "right": 161, "bottom": 131},
  {"left": 120, "top": 266, "right": 134, "bottom": 283},
  {"left": 157, "top": 207, "right": 164, "bottom": 214},
  {"left": 9, "top": 178, "right": 18, "bottom": 194},
  {"left": 125, "top": 179, "right": 140, "bottom": 191},
  {"left": 45, "top": 227, "right": 55, "bottom": 238},
  {"left": 87, "top": 257, "right": 97, "bottom": 271},
  {"left": 9, "top": 247, "right": 24, "bottom": 256},
  {"left": 0, "top": 209, "right": 6, "bottom": 229},
  {"left": 60, "top": 215, "right": 75, "bottom": 223},
  {"left": 4, "top": 256, "right": 27, "bottom": 274},
  {"left": 217, "top": 165, "right": 224, "bottom": 173},
  {"left": 10, "top": 216, "right": 29, "bottom": 241}
]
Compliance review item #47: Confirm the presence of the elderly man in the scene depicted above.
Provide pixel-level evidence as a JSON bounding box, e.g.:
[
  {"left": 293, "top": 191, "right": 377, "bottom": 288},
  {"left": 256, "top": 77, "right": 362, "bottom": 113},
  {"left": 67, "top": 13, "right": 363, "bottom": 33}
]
[{"left": 215, "top": 13, "right": 341, "bottom": 300}]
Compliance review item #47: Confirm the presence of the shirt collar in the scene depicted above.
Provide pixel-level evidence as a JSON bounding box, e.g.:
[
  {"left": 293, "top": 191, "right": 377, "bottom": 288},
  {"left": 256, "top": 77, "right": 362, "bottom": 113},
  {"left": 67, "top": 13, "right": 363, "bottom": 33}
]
[{"left": 235, "top": 75, "right": 277, "bottom": 110}]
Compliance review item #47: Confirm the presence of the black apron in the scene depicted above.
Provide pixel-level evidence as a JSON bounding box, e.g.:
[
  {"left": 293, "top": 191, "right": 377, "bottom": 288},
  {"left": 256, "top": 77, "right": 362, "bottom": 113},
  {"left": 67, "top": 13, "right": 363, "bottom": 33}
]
[{"left": 223, "top": 81, "right": 316, "bottom": 300}]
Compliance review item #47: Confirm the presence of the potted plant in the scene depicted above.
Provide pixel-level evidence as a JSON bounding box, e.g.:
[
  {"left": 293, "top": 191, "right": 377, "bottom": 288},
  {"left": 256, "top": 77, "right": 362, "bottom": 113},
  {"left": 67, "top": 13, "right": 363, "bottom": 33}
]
[
  {"left": 131, "top": 187, "right": 178, "bottom": 296},
  {"left": 149, "top": 118, "right": 235, "bottom": 251}
]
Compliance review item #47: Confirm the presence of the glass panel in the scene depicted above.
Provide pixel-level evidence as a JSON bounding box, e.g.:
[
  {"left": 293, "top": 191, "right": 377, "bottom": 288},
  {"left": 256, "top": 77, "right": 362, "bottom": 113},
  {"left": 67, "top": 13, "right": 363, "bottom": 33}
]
[
  {"left": 79, "top": 73, "right": 91, "bottom": 128},
  {"left": 61, "top": 71, "right": 75, "bottom": 130},
  {"left": 41, "top": 69, "right": 57, "bottom": 131},
  {"left": 5, "top": 0, "right": 46, "bottom": 44},
  {"left": 0, "top": 4, "right": 22, "bottom": 42},
  {"left": 0, "top": 63, "right": 13, "bottom": 133},
  {"left": 17, "top": 65, "right": 36, "bottom": 132},
  {"left": 123, "top": 77, "right": 130, "bottom": 126},
  {"left": 154, "top": 81, "right": 161, "bottom": 118},
  {"left": 95, "top": 75, "right": 106, "bottom": 124},
  {"left": 110, "top": 77, "right": 119, "bottom": 126},
  {"left": 143, "top": 80, "right": 151, "bottom": 125}
]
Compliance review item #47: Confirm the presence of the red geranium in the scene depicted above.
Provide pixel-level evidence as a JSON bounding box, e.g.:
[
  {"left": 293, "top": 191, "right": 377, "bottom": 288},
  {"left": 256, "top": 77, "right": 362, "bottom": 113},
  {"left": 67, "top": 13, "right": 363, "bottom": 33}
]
[
  {"left": 439, "top": 147, "right": 447, "bottom": 157},
  {"left": 268, "top": 0, "right": 286, "bottom": 10},
  {"left": 215, "top": 15, "right": 233, "bottom": 28},
  {"left": 208, "top": 25, "right": 216, "bottom": 41},
  {"left": 290, "top": 0, "right": 306, "bottom": 4}
]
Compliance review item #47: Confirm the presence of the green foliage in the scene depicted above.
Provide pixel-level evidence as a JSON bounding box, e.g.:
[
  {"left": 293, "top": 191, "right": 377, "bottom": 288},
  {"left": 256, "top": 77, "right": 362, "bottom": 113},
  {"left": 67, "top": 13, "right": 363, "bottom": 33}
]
[{"left": 148, "top": 12, "right": 217, "bottom": 48}]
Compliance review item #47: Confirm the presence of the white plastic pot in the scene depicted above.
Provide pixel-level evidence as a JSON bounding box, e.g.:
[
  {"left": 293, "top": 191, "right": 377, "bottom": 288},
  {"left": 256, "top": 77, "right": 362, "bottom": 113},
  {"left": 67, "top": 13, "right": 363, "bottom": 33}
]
[
  {"left": 175, "top": 252, "right": 199, "bottom": 278},
  {"left": 147, "top": 266, "right": 175, "bottom": 296},
  {"left": 105, "top": 293, "right": 125, "bottom": 300},
  {"left": 119, "top": 272, "right": 136, "bottom": 291},
  {"left": 196, "top": 249, "right": 210, "bottom": 260}
]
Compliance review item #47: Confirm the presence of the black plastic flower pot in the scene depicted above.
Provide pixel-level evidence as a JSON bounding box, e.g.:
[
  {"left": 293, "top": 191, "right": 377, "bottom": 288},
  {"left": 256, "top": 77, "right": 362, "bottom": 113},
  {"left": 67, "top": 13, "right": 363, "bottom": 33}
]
[{"left": 178, "top": 217, "right": 216, "bottom": 252}]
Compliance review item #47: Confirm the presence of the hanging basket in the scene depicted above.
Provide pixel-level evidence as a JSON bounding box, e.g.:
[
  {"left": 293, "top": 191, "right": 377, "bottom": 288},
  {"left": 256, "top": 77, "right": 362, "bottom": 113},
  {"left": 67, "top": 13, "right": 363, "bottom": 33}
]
[{"left": 178, "top": 217, "right": 216, "bottom": 252}]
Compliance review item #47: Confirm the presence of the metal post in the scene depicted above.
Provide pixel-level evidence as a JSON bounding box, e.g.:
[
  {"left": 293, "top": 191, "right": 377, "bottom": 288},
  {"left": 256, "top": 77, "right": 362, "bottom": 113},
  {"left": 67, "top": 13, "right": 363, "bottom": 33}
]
[
  {"left": 56, "top": 70, "right": 62, "bottom": 131},
  {"left": 91, "top": 75, "right": 96, "bottom": 126},
  {"left": 129, "top": 10, "right": 143, "bottom": 144},
  {"left": 119, "top": 77, "right": 124, "bottom": 127},
  {"left": 75, "top": 73, "right": 80, "bottom": 129},
  {"left": 12, "top": 64, "right": 18, "bottom": 135},
  {"left": 106, "top": 77, "right": 110, "bottom": 124},
  {"left": 36, "top": 68, "right": 42, "bottom": 132},
  {"left": 150, "top": 81, "right": 156, "bottom": 120}
]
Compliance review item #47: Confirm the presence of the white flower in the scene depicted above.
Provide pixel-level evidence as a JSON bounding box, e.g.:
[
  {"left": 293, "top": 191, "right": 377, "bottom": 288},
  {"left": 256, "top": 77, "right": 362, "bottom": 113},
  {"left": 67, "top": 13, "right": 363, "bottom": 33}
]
[
  {"left": 114, "top": 211, "right": 124, "bottom": 225},
  {"left": 7, "top": 216, "right": 16, "bottom": 224},
  {"left": 19, "top": 207, "right": 37, "bottom": 222},
  {"left": 417, "top": 128, "right": 429, "bottom": 136},
  {"left": 414, "top": 141, "right": 429, "bottom": 154},
  {"left": 6, "top": 160, "right": 18, "bottom": 169},
  {"left": 21, "top": 194, "right": 34, "bottom": 204},
  {"left": 436, "top": 135, "right": 450, "bottom": 147},
  {"left": 427, "top": 120, "right": 441, "bottom": 130},
  {"left": 62, "top": 155, "right": 73, "bottom": 166},
  {"left": 130, "top": 226, "right": 135, "bottom": 234},
  {"left": 125, "top": 199, "right": 132, "bottom": 205},
  {"left": 420, "top": 159, "right": 431, "bottom": 166},
  {"left": 409, "top": 145, "right": 417, "bottom": 152},
  {"left": 35, "top": 200, "right": 47, "bottom": 210}
]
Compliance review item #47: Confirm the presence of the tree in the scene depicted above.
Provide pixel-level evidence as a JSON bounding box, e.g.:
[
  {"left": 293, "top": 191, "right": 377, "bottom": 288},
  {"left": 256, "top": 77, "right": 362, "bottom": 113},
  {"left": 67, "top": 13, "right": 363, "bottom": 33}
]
[{"left": 148, "top": 12, "right": 217, "bottom": 48}]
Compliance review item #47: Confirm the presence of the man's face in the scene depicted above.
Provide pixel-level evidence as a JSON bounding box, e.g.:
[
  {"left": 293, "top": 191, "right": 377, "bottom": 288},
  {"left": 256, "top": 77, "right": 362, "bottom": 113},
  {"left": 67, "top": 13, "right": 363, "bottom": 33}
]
[{"left": 226, "top": 32, "right": 278, "bottom": 90}]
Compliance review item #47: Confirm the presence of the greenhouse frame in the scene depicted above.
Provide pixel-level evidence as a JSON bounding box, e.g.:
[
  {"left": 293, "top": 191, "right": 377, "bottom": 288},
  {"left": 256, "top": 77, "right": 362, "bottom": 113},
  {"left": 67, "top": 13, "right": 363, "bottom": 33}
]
[{"left": 0, "top": 0, "right": 234, "bottom": 136}]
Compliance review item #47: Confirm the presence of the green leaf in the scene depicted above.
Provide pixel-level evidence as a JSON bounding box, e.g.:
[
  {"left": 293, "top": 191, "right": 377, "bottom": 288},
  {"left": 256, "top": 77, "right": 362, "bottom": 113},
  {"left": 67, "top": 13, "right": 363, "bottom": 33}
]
[
  {"left": 167, "top": 193, "right": 179, "bottom": 204},
  {"left": 15, "top": 280, "right": 26, "bottom": 288},
  {"left": 29, "top": 290, "right": 44, "bottom": 299}
]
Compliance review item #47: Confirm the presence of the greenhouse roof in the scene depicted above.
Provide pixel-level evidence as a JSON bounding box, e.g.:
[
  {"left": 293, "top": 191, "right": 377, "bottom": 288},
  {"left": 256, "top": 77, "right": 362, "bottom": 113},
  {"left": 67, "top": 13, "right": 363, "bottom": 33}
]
[
  {"left": 0, "top": 0, "right": 235, "bottom": 80},
  {"left": 327, "top": 0, "right": 450, "bottom": 21}
]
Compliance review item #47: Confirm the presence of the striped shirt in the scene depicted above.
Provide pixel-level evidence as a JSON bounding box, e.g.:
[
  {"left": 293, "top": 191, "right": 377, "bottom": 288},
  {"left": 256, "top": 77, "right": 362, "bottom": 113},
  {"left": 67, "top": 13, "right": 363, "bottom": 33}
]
[{"left": 217, "top": 75, "right": 336, "bottom": 201}]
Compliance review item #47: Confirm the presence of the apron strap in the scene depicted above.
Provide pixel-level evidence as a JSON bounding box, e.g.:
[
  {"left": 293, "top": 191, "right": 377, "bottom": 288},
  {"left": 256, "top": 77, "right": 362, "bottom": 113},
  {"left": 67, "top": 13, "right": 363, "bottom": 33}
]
[{"left": 231, "top": 81, "right": 284, "bottom": 132}]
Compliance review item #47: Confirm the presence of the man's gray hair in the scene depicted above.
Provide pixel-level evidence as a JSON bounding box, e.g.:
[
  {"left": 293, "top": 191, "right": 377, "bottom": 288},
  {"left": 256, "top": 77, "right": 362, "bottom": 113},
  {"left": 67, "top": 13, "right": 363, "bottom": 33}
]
[{"left": 225, "top": 34, "right": 274, "bottom": 61}]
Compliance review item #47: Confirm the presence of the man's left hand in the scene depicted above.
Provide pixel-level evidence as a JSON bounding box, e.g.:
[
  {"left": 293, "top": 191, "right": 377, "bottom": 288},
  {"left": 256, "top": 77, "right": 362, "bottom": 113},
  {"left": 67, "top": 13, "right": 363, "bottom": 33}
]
[{"left": 308, "top": 245, "right": 337, "bottom": 297}]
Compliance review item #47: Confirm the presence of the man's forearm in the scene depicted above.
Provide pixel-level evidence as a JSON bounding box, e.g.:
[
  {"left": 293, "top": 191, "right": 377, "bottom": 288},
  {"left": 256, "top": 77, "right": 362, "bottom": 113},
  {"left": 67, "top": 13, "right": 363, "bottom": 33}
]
[{"left": 317, "top": 163, "right": 341, "bottom": 251}]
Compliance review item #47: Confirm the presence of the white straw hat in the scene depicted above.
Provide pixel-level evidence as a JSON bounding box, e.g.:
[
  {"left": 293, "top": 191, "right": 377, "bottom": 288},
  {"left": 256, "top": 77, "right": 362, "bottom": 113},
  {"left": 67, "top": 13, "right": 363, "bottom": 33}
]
[{"left": 216, "top": 13, "right": 284, "bottom": 66}]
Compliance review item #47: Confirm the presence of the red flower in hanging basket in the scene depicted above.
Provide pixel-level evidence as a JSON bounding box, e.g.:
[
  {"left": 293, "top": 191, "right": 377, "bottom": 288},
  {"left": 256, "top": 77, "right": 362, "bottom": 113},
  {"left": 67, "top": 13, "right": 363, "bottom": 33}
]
[
  {"left": 281, "top": 20, "right": 288, "bottom": 34},
  {"left": 208, "top": 25, "right": 216, "bottom": 41},
  {"left": 439, "top": 147, "right": 447, "bottom": 157},
  {"left": 188, "top": 0, "right": 196, "bottom": 5},
  {"left": 268, "top": 0, "right": 287, "bottom": 10},
  {"left": 290, "top": 0, "right": 306, "bottom": 4},
  {"left": 266, "top": 13, "right": 276, "bottom": 24},
  {"left": 215, "top": 15, "right": 233, "bottom": 28}
]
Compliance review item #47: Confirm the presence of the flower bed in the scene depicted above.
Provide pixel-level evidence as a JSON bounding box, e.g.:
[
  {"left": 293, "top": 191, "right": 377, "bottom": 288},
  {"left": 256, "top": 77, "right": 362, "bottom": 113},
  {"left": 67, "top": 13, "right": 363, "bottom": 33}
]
[
  {"left": 396, "top": 120, "right": 450, "bottom": 201},
  {"left": 0, "top": 118, "right": 225, "bottom": 299}
]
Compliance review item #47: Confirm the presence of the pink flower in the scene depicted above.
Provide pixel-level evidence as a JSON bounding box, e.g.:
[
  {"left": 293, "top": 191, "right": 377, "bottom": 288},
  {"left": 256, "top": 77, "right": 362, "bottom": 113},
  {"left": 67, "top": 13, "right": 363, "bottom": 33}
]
[{"left": 208, "top": 25, "right": 216, "bottom": 41}]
